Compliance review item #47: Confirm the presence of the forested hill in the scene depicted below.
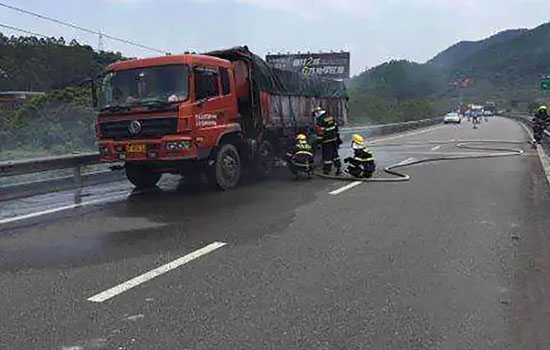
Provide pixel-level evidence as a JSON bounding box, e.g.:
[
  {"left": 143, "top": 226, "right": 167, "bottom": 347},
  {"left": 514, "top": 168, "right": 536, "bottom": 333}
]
[
  {"left": 0, "top": 34, "right": 124, "bottom": 91},
  {"left": 427, "top": 29, "right": 528, "bottom": 69},
  {"left": 347, "top": 21, "right": 550, "bottom": 124}
]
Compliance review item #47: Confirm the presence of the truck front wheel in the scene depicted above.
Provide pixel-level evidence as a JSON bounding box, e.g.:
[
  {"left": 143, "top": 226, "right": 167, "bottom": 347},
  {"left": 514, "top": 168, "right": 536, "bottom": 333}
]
[
  {"left": 125, "top": 163, "right": 161, "bottom": 189},
  {"left": 208, "top": 143, "right": 241, "bottom": 190}
]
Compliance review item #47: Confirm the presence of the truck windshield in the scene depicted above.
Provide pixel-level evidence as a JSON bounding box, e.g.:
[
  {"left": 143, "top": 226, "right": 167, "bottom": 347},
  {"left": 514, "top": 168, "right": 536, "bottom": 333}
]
[{"left": 99, "top": 64, "right": 189, "bottom": 109}]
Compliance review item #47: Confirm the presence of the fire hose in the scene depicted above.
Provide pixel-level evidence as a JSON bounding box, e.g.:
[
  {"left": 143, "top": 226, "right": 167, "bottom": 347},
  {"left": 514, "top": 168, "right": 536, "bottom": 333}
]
[{"left": 315, "top": 140, "right": 527, "bottom": 183}]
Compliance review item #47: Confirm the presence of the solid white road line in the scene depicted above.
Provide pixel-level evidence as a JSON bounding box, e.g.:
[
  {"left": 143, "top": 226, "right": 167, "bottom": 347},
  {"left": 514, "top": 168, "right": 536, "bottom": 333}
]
[
  {"left": 87, "top": 242, "right": 227, "bottom": 303},
  {"left": 509, "top": 118, "right": 550, "bottom": 187},
  {"left": 535, "top": 144, "right": 550, "bottom": 187},
  {"left": 329, "top": 181, "right": 362, "bottom": 195},
  {"left": 431, "top": 145, "right": 441, "bottom": 151},
  {"left": 0, "top": 194, "right": 128, "bottom": 225}
]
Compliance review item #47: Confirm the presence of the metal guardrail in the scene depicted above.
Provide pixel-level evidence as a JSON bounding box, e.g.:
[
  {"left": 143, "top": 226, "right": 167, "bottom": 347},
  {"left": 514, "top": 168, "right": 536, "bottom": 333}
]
[
  {"left": 0, "top": 117, "right": 443, "bottom": 201},
  {"left": 341, "top": 117, "right": 443, "bottom": 137},
  {"left": 0, "top": 152, "right": 116, "bottom": 201},
  {"left": 0, "top": 152, "right": 99, "bottom": 177}
]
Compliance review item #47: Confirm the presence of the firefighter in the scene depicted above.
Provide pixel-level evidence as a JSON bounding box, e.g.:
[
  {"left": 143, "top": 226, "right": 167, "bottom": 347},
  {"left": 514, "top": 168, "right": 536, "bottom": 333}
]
[
  {"left": 344, "top": 134, "right": 376, "bottom": 178},
  {"left": 533, "top": 105, "right": 549, "bottom": 144},
  {"left": 285, "top": 133, "right": 314, "bottom": 178},
  {"left": 315, "top": 107, "right": 342, "bottom": 175}
]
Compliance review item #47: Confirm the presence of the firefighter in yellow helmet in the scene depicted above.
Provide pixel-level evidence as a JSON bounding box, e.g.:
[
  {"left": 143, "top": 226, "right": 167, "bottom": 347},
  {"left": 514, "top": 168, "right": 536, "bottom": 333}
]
[
  {"left": 285, "top": 133, "right": 314, "bottom": 178},
  {"left": 533, "top": 105, "right": 549, "bottom": 144},
  {"left": 344, "top": 134, "right": 376, "bottom": 178}
]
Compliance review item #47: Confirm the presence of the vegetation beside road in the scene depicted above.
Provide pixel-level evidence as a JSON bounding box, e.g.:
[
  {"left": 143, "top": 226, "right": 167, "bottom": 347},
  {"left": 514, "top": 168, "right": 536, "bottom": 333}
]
[
  {"left": 0, "top": 34, "right": 122, "bottom": 160},
  {"left": 0, "top": 87, "right": 95, "bottom": 160}
]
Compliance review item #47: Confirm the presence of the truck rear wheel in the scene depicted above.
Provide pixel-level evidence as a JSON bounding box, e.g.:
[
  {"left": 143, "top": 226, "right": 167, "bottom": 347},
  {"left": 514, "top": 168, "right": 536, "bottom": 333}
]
[
  {"left": 208, "top": 143, "right": 241, "bottom": 190},
  {"left": 125, "top": 163, "right": 161, "bottom": 189}
]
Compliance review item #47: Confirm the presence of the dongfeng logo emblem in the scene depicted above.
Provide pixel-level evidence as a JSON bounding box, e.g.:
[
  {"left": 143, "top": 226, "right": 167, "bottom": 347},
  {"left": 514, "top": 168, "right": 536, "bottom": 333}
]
[{"left": 128, "top": 120, "right": 142, "bottom": 135}]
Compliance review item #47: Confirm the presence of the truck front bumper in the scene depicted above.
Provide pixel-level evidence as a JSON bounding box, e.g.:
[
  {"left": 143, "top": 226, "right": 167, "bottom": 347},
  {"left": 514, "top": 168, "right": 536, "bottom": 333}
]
[{"left": 98, "top": 136, "right": 212, "bottom": 163}]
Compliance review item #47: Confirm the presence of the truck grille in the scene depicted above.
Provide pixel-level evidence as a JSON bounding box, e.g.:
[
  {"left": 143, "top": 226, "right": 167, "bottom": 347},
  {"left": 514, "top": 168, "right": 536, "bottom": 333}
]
[{"left": 100, "top": 117, "right": 178, "bottom": 140}]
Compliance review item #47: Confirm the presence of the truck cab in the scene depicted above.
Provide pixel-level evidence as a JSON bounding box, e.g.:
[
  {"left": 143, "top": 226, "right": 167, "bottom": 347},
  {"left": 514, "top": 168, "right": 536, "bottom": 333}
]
[{"left": 97, "top": 54, "right": 246, "bottom": 189}]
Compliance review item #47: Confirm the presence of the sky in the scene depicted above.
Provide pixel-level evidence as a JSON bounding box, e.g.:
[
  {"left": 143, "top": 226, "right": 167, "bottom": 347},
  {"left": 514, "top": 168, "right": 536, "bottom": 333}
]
[{"left": 0, "top": 0, "right": 549, "bottom": 75}]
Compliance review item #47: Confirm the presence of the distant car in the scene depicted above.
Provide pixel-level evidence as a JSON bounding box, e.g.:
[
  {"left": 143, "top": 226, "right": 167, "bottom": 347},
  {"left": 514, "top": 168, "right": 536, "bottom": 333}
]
[
  {"left": 444, "top": 112, "right": 461, "bottom": 124},
  {"left": 483, "top": 110, "right": 492, "bottom": 116}
]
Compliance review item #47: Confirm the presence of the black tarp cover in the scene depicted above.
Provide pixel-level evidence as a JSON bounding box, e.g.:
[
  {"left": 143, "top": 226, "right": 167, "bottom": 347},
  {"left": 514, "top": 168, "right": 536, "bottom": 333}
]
[{"left": 206, "top": 46, "right": 347, "bottom": 99}]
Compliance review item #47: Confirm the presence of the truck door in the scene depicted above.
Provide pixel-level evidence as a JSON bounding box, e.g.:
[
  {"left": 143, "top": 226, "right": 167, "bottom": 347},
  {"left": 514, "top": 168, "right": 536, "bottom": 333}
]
[{"left": 192, "top": 66, "right": 237, "bottom": 135}]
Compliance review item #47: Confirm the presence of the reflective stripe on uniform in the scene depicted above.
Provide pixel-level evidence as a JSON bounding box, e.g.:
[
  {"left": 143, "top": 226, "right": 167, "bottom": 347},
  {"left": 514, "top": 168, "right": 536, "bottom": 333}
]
[
  {"left": 295, "top": 151, "right": 314, "bottom": 157},
  {"left": 354, "top": 157, "right": 374, "bottom": 162},
  {"left": 324, "top": 160, "right": 333, "bottom": 165}
]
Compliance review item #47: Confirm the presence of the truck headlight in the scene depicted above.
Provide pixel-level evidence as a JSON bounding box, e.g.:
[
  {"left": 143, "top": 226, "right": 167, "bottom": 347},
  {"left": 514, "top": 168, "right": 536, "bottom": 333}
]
[{"left": 165, "top": 141, "right": 190, "bottom": 151}]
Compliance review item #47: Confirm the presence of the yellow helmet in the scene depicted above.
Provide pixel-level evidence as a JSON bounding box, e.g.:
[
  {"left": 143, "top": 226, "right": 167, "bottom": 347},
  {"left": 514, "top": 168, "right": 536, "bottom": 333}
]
[
  {"left": 539, "top": 105, "right": 547, "bottom": 112},
  {"left": 296, "top": 134, "right": 307, "bottom": 141},
  {"left": 352, "top": 134, "right": 365, "bottom": 146}
]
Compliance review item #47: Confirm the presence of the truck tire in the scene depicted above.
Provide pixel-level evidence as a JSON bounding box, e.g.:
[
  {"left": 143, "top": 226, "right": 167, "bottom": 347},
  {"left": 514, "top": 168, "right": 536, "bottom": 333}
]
[
  {"left": 208, "top": 143, "right": 241, "bottom": 190},
  {"left": 255, "top": 140, "right": 275, "bottom": 178},
  {"left": 125, "top": 163, "right": 161, "bottom": 189}
]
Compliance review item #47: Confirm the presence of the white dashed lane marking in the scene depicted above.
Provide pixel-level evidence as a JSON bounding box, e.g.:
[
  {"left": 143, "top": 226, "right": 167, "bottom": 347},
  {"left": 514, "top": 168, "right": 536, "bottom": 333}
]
[
  {"left": 87, "top": 242, "right": 227, "bottom": 303},
  {"left": 329, "top": 181, "right": 363, "bottom": 195}
]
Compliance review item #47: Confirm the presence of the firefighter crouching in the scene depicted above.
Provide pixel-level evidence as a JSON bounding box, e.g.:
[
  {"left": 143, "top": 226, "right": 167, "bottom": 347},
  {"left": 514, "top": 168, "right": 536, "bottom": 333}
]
[
  {"left": 285, "top": 134, "right": 314, "bottom": 178},
  {"left": 314, "top": 107, "right": 342, "bottom": 175},
  {"left": 344, "top": 134, "right": 376, "bottom": 178}
]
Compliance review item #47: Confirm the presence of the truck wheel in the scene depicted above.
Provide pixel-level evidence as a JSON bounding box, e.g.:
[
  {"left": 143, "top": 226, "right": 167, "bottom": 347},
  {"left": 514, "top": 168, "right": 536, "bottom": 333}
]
[
  {"left": 256, "top": 140, "right": 275, "bottom": 178},
  {"left": 125, "top": 163, "right": 161, "bottom": 189},
  {"left": 209, "top": 143, "right": 241, "bottom": 190}
]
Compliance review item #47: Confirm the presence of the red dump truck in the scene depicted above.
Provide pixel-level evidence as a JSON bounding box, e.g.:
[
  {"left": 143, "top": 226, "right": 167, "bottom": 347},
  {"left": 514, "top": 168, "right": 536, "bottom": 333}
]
[{"left": 96, "top": 46, "right": 348, "bottom": 189}]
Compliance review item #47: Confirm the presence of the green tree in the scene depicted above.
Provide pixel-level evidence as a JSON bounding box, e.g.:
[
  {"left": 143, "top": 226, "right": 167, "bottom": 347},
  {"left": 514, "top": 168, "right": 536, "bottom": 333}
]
[
  {"left": 0, "top": 33, "right": 124, "bottom": 92},
  {"left": 2, "top": 87, "right": 96, "bottom": 155}
]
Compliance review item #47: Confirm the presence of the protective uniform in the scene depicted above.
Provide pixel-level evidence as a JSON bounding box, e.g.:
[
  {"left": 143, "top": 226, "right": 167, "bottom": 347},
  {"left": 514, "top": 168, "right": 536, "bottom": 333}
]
[
  {"left": 286, "top": 134, "right": 314, "bottom": 177},
  {"left": 344, "top": 134, "right": 376, "bottom": 178},
  {"left": 315, "top": 108, "right": 342, "bottom": 175},
  {"left": 533, "top": 106, "right": 549, "bottom": 144}
]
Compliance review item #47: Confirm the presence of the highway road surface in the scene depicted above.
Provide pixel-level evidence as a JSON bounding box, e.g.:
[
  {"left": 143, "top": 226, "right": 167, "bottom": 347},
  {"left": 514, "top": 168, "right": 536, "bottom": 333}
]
[{"left": 1, "top": 117, "right": 550, "bottom": 349}]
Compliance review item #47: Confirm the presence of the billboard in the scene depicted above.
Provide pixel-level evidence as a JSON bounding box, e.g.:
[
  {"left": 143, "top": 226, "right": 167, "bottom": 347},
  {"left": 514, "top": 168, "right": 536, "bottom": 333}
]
[{"left": 265, "top": 52, "right": 350, "bottom": 80}]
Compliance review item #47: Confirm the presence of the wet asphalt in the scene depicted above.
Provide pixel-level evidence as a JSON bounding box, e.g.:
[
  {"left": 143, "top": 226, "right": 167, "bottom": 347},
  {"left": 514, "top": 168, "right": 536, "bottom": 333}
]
[{"left": 1, "top": 117, "right": 549, "bottom": 350}]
